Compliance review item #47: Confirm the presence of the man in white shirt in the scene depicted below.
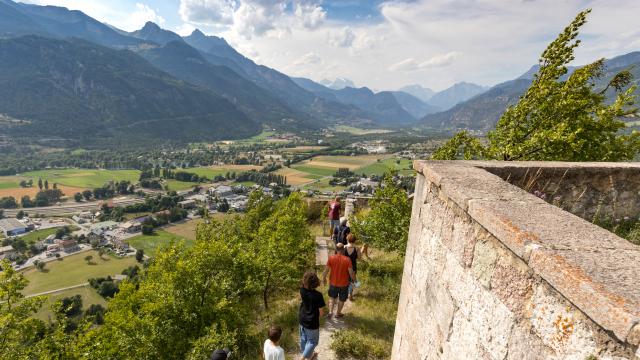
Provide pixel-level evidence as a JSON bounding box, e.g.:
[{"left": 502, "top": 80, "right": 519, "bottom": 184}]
[{"left": 263, "top": 325, "right": 286, "bottom": 360}]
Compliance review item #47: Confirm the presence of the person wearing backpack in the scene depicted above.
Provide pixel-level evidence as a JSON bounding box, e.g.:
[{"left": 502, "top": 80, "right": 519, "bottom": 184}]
[{"left": 332, "top": 217, "right": 350, "bottom": 246}]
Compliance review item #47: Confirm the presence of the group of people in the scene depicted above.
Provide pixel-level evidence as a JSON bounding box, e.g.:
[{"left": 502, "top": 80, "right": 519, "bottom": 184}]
[{"left": 211, "top": 197, "right": 369, "bottom": 360}]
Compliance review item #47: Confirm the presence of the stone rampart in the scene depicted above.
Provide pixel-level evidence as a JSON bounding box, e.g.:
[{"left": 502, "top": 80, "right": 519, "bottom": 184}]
[{"left": 391, "top": 161, "right": 640, "bottom": 360}]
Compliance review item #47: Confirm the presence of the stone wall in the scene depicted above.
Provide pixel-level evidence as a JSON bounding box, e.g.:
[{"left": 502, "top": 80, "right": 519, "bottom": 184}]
[{"left": 392, "top": 161, "right": 640, "bottom": 360}]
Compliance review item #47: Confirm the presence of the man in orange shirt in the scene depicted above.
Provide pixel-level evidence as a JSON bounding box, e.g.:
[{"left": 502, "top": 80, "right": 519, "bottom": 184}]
[{"left": 322, "top": 243, "right": 356, "bottom": 318}]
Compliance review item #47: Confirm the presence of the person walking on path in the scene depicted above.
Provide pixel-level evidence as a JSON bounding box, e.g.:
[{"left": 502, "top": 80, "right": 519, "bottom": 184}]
[
  {"left": 323, "top": 243, "right": 356, "bottom": 318},
  {"left": 263, "top": 325, "right": 285, "bottom": 360},
  {"left": 327, "top": 197, "right": 341, "bottom": 235},
  {"left": 298, "top": 272, "right": 326, "bottom": 360},
  {"left": 332, "top": 217, "right": 350, "bottom": 246},
  {"left": 345, "top": 234, "right": 369, "bottom": 301}
]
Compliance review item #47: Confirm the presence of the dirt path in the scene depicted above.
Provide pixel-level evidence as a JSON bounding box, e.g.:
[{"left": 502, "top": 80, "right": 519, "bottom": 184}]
[{"left": 314, "top": 301, "right": 352, "bottom": 360}]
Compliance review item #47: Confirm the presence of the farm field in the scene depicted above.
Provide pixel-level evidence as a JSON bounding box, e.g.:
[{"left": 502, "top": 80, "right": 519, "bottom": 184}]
[
  {"left": 357, "top": 158, "right": 414, "bottom": 176},
  {"left": 127, "top": 229, "right": 193, "bottom": 256},
  {"left": 0, "top": 182, "right": 86, "bottom": 199},
  {"left": 275, "top": 167, "right": 322, "bottom": 186},
  {"left": 303, "top": 178, "right": 347, "bottom": 193},
  {"left": 20, "top": 169, "right": 141, "bottom": 189},
  {"left": 164, "top": 179, "right": 199, "bottom": 191},
  {"left": 22, "top": 250, "right": 138, "bottom": 296},
  {"left": 332, "top": 125, "right": 393, "bottom": 135},
  {"left": 183, "top": 165, "right": 261, "bottom": 179},
  {"left": 291, "top": 155, "right": 386, "bottom": 178},
  {"left": 32, "top": 285, "right": 106, "bottom": 321},
  {"left": 279, "top": 146, "right": 328, "bottom": 153}
]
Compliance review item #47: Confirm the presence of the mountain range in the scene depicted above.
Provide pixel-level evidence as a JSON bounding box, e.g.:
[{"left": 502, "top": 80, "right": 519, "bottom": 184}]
[{"left": 420, "top": 52, "right": 640, "bottom": 131}]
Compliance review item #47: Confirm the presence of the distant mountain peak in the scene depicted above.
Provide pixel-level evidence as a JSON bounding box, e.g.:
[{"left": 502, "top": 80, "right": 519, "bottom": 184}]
[
  {"left": 141, "top": 21, "right": 161, "bottom": 31},
  {"left": 190, "top": 29, "right": 206, "bottom": 38},
  {"left": 319, "top": 78, "right": 355, "bottom": 90}
]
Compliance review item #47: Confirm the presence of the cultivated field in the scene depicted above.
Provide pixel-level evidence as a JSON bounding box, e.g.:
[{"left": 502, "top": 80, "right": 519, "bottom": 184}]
[
  {"left": 183, "top": 164, "right": 261, "bottom": 179},
  {"left": 20, "top": 169, "right": 141, "bottom": 188},
  {"left": 279, "top": 146, "right": 328, "bottom": 153},
  {"left": 357, "top": 158, "right": 414, "bottom": 176},
  {"left": 22, "top": 250, "right": 138, "bottom": 296},
  {"left": 275, "top": 167, "right": 322, "bottom": 186},
  {"left": 292, "top": 155, "right": 385, "bottom": 177},
  {"left": 332, "top": 125, "right": 393, "bottom": 135},
  {"left": 0, "top": 169, "right": 140, "bottom": 199}
]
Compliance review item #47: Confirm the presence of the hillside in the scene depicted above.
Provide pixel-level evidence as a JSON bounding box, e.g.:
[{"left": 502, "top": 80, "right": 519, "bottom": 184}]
[
  {"left": 183, "top": 29, "right": 371, "bottom": 125},
  {"left": 130, "top": 21, "right": 183, "bottom": 45},
  {"left": 0, "top": 0, "right": 143, "bottom": 47},
  {"left": 137, "top": 40, "right": 311, "bottom": 130},
  {"left": 427, "top": 82, "right": 488, "bottom": 110},
  {"left": 391, "top": 91, "right": 441, "bottom": 118},
  {"left": 0, "top": 36, "right": 259, "bottom": 146},
  {"left": 292, "top": 77, "right": 418, "bottom": 124}
]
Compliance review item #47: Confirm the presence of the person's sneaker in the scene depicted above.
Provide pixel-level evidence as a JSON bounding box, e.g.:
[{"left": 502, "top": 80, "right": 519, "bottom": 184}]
[
  {"left": 335, "top": 313, "right": 345, "bottom": 318},
  {"left": 324, "top": 312, "right": 333, "bottom": 319}
]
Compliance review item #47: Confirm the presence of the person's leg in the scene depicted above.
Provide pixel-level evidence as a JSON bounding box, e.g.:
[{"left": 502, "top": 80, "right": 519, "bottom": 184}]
[
  {"left": 336, "top": 286, "right": 348, "bottom": 316},
  {"left": 327, "top": 286, "right": 338, "bottom": 316},
  {"left": 299, "top": 325, "right": 307, "bottom": 354},
  {"left": 301, "top": 327, "right": 320, "bottom": 359}
]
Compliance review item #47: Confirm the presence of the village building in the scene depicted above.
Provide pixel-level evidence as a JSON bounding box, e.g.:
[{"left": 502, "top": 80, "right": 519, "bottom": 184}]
[
  {"left": 178, "top": 199, "right": 197, "bottom": 209},
  {"left": 90, "top": 221, "right": 118, "bottom": 235},
  {"left": 57, "top": 239, "right": 80, "bottom": 253},
  {"left": 0, "top": 245, "right": 17, "bottom": 260},
  {"left": 0, "top": 218, "right": 29, "bottom": 237}
]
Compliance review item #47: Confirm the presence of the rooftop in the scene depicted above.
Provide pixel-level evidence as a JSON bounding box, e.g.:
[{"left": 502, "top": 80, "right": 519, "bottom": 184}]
[{"left": 0, "top": 218, "right": 27, "bottom": 231}]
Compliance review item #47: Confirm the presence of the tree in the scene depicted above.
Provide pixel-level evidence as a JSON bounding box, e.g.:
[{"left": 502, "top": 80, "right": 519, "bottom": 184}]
[
  {"left": 82, "top": 190, "right": 93, "bottom": 201},
  {"left": 85, "top": 304, "right": 105, "bottom": 325},
  {"left": 84, "top": 255, "right": 93, "bottom": 264},
  {"left": 351, "top": 172, "right": 412, "bottom": 253},
  {"left": 0, "top": 260, "right": 46, "bottom": 359},
  {"left": 135, "top": 249, "right": 144, "bottom": 262},
  {"left": 0, "top": 209, "right": 3, "bottom": 219},
  {"left": 98, "top": 248, "right": 106, "bottom": 259},
  {"left": 19, "top": 180, "right": 27, "bottom": 188},
  {"left": 433, "top": 9, "right": 640, "bottom": 161},
  {"left": 0, "top": 196, "right": 18, "bottom": 209},
  {"left": 36, "top": 261, "right": 46, "bottom": 272},
  {"left": 37, "top": 178, "right": 43, "bottom": 191},
  {"left": 97, "top": 281, "right": 119, "bottom": 298},
  {"left": 74, "top": 193, "right": 83, "bottom": 202},
  {"left": 217, "top": 199, "right": 230, "bottom": 213},
  {"left": 44, "top": 180, "right": 49, "bottom": 190},
  {"left": 60, "top": 295, "right": 82, "bottom": 317},
  {"left": 21, "top": 196, "right": 33, "bottom": 208},
  {"left": 53, "top": 183, "right": 58, "bottom": 190},
  {"left": 252, "top": 192, "right": 314, "bottom": 309}
]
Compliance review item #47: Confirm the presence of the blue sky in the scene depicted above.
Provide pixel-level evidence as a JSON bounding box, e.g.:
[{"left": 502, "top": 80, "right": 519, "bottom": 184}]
[{"left": 21, "top": 0, "right": 640, "bottom": 91}]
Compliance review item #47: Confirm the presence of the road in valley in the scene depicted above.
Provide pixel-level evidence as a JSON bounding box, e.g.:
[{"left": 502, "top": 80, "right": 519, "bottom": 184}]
[{"left": 2, "top": 197, "right": 145, "bottom": 217}]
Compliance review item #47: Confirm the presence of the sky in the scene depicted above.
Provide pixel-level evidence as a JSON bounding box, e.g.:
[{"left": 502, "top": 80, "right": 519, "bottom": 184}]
[{"left": 20, "top": 0, "right": 640, "bottom": 91}]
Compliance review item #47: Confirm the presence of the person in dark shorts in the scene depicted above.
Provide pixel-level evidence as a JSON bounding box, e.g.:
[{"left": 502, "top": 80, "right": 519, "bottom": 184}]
[
  {"left": 345, "top": 233, "right": 369, "bottom": 301},
  {"left": 322, "top": 243, "right": 356, "bottom": 318},
  {"left": 332, "top": 217, "right": 350, "bottom": 246},
  {"left": 298, "top": 271, "right": 326, "bottom": 360}
]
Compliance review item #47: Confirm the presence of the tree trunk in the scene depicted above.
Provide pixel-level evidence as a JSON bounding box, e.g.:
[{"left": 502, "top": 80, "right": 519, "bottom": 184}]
[{"left": 263, "top": 273, "right": 271, "bottom": 310}]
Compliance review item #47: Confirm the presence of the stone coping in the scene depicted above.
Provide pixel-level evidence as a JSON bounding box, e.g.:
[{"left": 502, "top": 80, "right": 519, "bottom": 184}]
[{"left": 414, "top": 160, "right": 640, "bottom": 345}]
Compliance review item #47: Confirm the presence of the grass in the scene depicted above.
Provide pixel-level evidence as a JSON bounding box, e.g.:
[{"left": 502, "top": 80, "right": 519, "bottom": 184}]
[
  {"left": 19, "top": 169, "right": 141, "bottom": 189},
  {"left": 22, "top": 250, "right": 139, "bottom": 296},
  {"left": 356, "top": 158, "right": 414, "bottom": 176},
  {"left": 127, "top": 229, "right": 193, "bottom": 256},
  {"left": 32, "top": 285, "right": 106, "bottom": 322},
  {"left": 303, "top": 178, "right": 347, "bottom": 193},
  {"left": 330, "top": 249, "right": 404, "bottom": 360},
  {"left": 332, "top": 125, "right": 393, "bottom": 135},
  {"left": 182, "top": 165, "right": 262, "bottom": 179},
  {"left": 164, "top": 179, "right": 200, "bottom": 191},
  {"left": 0, "top": 180, "right": 19, "bottom": 189},
  {"left": 164, "top": 219, "right": 203, "bottom": 241},
  {"left": 291, "top": 164, "right": 336, "bottom": 177},
  {"left": 20, "top": 228, "right": 59, "bottom": 245}
]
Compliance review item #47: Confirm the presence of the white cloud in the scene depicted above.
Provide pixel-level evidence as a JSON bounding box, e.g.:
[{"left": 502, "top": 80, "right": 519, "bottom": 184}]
[
  {"left": 328, "top": 27, "right": 355, "bottom": 48},
  {"left": 390, "top": 52, "right": 462, "bottom": 72},
  {"left": 295, "top": 2, "right": 326, "bottom": 30},
  {"left": 293, "top": 52, "right": 322, "bottom": 67},
  {"left": 129, "top": 3, "right": 165, "bottom": 29},
  {"left": 21, "top": 1, "right": 165, "bottom": 31},
  {"left": 178, "top": 0, "right": 235, "bottom": 26}
]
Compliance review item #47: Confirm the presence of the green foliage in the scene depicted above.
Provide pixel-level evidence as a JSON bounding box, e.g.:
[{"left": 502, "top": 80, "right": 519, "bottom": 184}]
[
  {"left": 351, "top": 173, "right": 412, "bottom": 253},
  {"left": 434, "top": 10, "right": 640, "bottom": 161},
  {"left": 0, "top": 260, "right": 46, "bottom": 359},
  {"left": 331, "top": 329, "right": 388, "bottom": 360}
]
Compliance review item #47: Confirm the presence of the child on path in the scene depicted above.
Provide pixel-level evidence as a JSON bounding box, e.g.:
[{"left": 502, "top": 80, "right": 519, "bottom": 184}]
[
  {"left": 263, "top": 326, "right": 285, "bottom": 360},
  {"left": 298, "top": 271, "right": 325, "bottom": 360}
]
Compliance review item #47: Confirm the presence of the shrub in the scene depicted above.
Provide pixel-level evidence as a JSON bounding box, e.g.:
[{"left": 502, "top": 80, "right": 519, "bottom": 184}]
[{"left": 331, "top": 329, "right": 388, "bottom": 360}]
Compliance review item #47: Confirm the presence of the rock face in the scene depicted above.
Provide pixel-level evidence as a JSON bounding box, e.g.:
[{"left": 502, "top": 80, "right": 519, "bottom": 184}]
[{"left": 392, "top": 161, "right": 640, "bottom": 360}]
